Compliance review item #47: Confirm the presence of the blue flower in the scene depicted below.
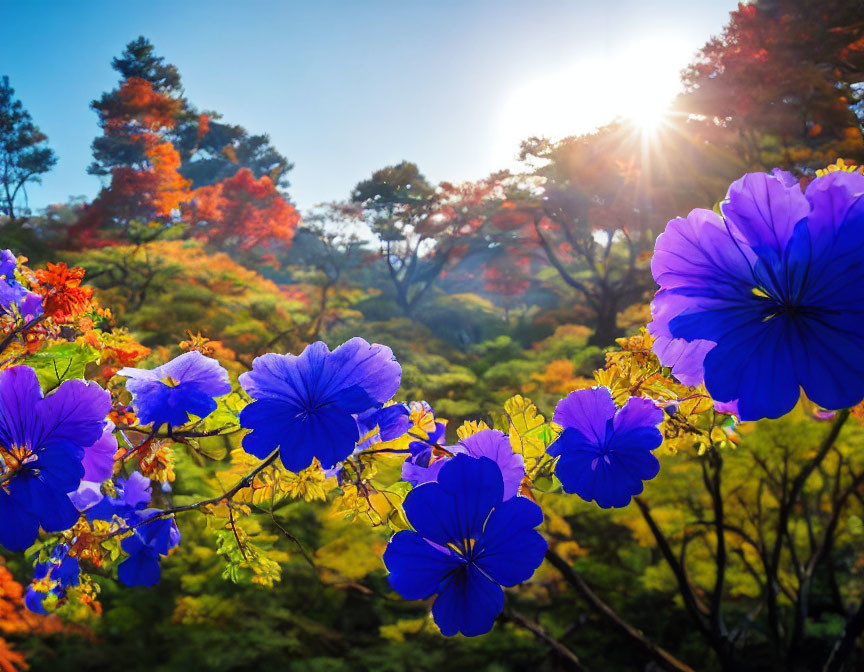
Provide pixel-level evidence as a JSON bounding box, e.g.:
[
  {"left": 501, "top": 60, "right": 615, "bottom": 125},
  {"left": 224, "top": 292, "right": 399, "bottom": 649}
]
[
  {"left": 239, "top": 338, "right": 401, "bottom": 472},
  {"left": 383, "top": 454, "right": 546, "bottom": 637},
  {"left": 117, "top": 512, "right": 180, "bottom": 587},
  {"left": 25, "top": 544, "right": 80, "bottom": 614},
  {"left": 68, "top": 470, "right": 177, "bottom": 588},
  {"left": 0, "top": 250, "right": 42, "bottom": 318},
  {"left": 548, "top": 387, "right": 663, "bottom": 509},
  {"left": 0, "top": 366, "right": 111, "bottom": 551},
  {"left": 650, "top": 170, "right": 864, "bottom": 420},
  {"left": 118, "top": 351, "right": 231, "bottom": 428}
]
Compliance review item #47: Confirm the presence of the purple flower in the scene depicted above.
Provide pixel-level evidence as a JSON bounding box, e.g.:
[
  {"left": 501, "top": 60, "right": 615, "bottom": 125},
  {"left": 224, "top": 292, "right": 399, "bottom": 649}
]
[
  {"left": 239, "top": 338, "right": 401, "bottom": 472},
  {"left": 548, "top": 387, "right": 663, "bottom": 508},
  {"left": 0, "top": 250, "right": 42, "bottom": 319},
  {"left": 650, "top": 171, "right": 864, "bottom": 420},
  {"left": 384, "top": 454, "right": 546, "bottom": 637},
  {"left": 82, "top": 422, "right": 117, "bottom": 483},
  {"left": 0, "top": 366, "right": 111, "bottom": 551},
  {"left": 402, "top": 429, "right": 525, "bottom": 500},
  {"left": 76, "top": 471, "right": 152, "bottom": 520},
  {"left": 118, "top": 351, "right": 231, "bottom": 428},
  {"left": 68, "top": 423, "right": 119, "bottom": 512}
]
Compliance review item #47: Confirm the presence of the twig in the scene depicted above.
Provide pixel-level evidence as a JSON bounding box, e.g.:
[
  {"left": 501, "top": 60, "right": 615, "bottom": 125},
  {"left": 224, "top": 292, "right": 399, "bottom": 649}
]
[
  {"left": 100, "top": 449, "right": 281, "bottom": 540},
  {"left": 544, "top": 549, "right": 695, "bottom": 672},
  {"left": 504, "top": 608, "right": 590, "bottom": 671},
  {"left": 823, "top": 599, "right": 864, "bottom": 672},
  {"left": 0, "top": 313, "right": 46, "bottom": 356}
]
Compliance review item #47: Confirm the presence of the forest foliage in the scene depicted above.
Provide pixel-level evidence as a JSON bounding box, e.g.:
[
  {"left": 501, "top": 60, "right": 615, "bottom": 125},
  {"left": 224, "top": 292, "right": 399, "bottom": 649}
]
[{"left": 1, "top": 2, "right": 864, "bottom": 671}]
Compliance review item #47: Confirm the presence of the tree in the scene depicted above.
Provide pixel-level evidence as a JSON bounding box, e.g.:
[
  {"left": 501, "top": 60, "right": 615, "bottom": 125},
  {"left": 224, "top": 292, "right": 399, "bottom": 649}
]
[
  {"left": 78, "top": 51, "right": 191, "bottom": 245},
  {"left": 352, "top": 161, "right": 502, "bottom": 316},
  {"left": 89, "top": 37, "right": 293, "bottom": 191},
  {"left": 186, "top": 167, "right": 299, "bottom": 253},
  {"left": 492, "top": 128, "right": 653, "bottom": 345},
  {"left": 283, "top": 203, "right": 368, "bottom": 339},
  {"left": 88, "top": 37, "right": 185, "bottom": 179},
  {"left": 0, "top": 76, "right": 57, "bottom": 221},
  {"left": 78, "top": 37, "right": 296, "bottom": 252},
  {"left": 174, "top": 114, "right": 294, "bottom": 190},
  {"left": 482, "top": 248, "right": 531, "bottom": 322},
  {"left": 680, "top": 0, "right": 864, "bottom": 171},
  {"left": 492, "top": 119, "right": 740, "bottom": 346}
]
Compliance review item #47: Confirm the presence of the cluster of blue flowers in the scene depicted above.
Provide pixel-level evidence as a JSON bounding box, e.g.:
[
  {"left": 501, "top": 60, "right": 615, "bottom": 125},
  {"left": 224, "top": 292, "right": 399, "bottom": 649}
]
[{"left": 1, "top": 168, "right": 862, "bottom": 636}]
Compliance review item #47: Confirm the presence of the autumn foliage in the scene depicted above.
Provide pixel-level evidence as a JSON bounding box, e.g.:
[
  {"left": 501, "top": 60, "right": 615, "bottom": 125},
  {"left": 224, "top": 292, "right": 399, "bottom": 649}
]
[
  {"left": 99, "top": 77, "right": 181, "bottom": 132},
  {"left": 72, "top": 74, "right": 192, "bottom": 246},
  {"left": 33, "top": 263, "right": 94, "bottom": 322},
  {"left": 0, "top": 562, "right": 70, "bottom": 672},
  {"left": 188, "top": 168, "right": 299, "bottom": 250}
]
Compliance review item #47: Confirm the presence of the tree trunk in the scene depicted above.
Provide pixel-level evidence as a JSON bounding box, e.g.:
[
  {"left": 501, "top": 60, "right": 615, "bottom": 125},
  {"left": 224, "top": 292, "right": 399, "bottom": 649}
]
[{"left": 588, "top": 296, "right": 622, "bottom": 346}]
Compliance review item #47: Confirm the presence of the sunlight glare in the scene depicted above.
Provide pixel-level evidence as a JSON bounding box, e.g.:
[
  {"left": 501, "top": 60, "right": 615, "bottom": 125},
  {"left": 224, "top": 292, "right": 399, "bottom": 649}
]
[{"left": 496, "top": 36, "right": 693, "bottom": 163}]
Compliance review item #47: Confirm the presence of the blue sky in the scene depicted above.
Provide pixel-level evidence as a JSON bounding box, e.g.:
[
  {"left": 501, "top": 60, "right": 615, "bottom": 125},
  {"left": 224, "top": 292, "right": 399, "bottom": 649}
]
[{"left": 1, "top": 1, "right": 737, "bottom": 213}]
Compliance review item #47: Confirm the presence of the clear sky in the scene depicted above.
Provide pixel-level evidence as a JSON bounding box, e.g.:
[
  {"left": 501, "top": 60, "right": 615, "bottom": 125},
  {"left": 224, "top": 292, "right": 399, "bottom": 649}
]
[{"left": 1, "top": 0, "right": 738, "bottom": 213}]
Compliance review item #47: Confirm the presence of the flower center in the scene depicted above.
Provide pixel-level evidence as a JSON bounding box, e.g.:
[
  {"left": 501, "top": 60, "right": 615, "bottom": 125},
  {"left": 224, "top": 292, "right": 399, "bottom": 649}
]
[
  {"left": 751, "top": 285, "right": 813, "bottom": 322},
  {"left": 0, "top": 443, "right": 34, "bottom": 484},
  {"left": 160, "top": 375, "right": 181, "bottom": 388},
  {"left": 590, "top": 454, "right": 613, "bottom": 470}
]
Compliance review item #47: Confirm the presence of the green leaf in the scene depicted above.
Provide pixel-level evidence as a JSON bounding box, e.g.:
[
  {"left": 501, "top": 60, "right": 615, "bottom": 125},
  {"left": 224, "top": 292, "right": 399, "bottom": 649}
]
[{"left": 25, "top": 343, "right": 100, "bottom": 389}]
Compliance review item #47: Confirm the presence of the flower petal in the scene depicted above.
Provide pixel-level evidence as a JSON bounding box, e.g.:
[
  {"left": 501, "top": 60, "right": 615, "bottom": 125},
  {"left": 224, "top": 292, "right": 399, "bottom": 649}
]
[
  {"left": 383, "top": 530, "right": 464, "bottom": 600},
  {"left": 721, "top": 171, "right": 809, "bottom": 256},
  {"left": 0, "top": 367, "right": 44, "bottom": 449},
  {"left": 475, "top": 496, "right": 546, "bottom": 586},
  {"left": 117, "top": 548, "right": 162, "bottom": 587},
  {"left": 0, "top": 489, "right": 39, "bottom": 551},
  {"left": 82, "top": 422, "right": 117, "bottom": 483},
  {"left": 551, "top": 387, "right": 616, "bottom": 446},
  {"left": 556, "top": 451, "right": 645, "bottom": 508},
  {"left": 432, "top": 565, "right": 504, "bottom": 637},
  {"left": 36, "top": 378, "right": 112, "bottom": 451},
  {"left": 403, "top": 455, "right": 503, "bottom": 547},
  {"left": 9, "top": 473, "right": 79, "bottom": 533},
  {"left": 458, "top": 430, "right": 525, "bottom": 500}
]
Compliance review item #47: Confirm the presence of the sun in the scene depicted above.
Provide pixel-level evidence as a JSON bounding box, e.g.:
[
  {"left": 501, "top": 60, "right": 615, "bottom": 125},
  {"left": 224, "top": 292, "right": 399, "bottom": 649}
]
[
  {"left": 627, "top": 93, "right": 673, "bottom": 136},
  {"left": 495, "top": 36, "right": 693, "bottom": 160}
]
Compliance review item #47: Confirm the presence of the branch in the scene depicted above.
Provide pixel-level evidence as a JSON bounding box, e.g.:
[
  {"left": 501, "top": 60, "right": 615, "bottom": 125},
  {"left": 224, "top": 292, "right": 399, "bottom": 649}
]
[
  {"left": 119, "top": 424, "right": 240, "bottom": 439},
  {"left": 705, "top": 450, "right": 728, "bottom": 638},
  {"left": 544, "top": 549, "right": 695, "bottom": 672},
  {"left": 633, "top": 498, "right": 711, "bottom": 635},
  {"left": 503, "top": 608, "right": 590, "bottom": 672},
  {"left": 767, "top": 410, "right": 850, "bottom": 645},
  {"left": 101, "top": 450, "right": 281, "bottom": 540},
  {"left": 532, "top": 219, "right": 595, "bottom": 303},
  {"left": 823, "top": 599, "right": 864, "bottom": 672},
  {"left": 0, "top": 313, "right": 47, "bottom": 357}
]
